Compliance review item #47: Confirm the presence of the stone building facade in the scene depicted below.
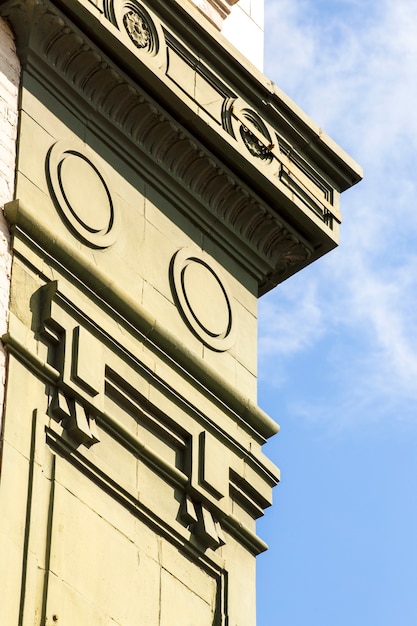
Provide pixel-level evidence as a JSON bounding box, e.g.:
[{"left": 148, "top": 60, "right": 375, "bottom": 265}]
[{"left": 0, "top": 1, "right": 361, "bottom": 625}]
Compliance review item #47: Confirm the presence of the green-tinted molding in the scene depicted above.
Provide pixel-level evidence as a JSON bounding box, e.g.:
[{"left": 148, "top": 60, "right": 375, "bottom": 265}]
[
  {"left": 5, "top": 199, "right": 279, "bottom": 441},
  {"left": 3, "top": 302, "right": 275, "bottom": 555},
  {"left": 2, "top": 330, "right": 60, "bottom": 384}
]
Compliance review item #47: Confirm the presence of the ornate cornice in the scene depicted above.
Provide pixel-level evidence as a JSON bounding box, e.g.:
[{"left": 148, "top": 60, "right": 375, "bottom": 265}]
[
  {"left": 5, "top": 198, "right": 279, "bottom": 441},
  {"left": 0, "top": 0, "right": 362, "bottom": 294}
]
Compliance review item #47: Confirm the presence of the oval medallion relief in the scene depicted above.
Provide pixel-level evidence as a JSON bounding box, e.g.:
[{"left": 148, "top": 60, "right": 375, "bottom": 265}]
[
  {"left": 171, "top": 249, "right": 236, "bottom": 351},
  {"left": 222, "top": 98, "right": 276, "bottom": 166},
  {"left": 47, "top": 141, "right": 119, "bottom": 248}
]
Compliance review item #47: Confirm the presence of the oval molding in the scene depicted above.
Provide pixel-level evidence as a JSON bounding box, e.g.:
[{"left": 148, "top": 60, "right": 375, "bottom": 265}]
[
  {"left": 171, "top": 248, "right": 236, "bottom": 352},
  {"left": 47, "top": 141, "right": 119, "bottom": 248},
  {"left": 222, "top": 98, "right": 276, "bottom": 166}
]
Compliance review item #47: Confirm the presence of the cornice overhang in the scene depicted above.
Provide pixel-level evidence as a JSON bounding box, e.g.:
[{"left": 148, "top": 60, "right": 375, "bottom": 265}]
[{"left": 0, "top": 0, "right": 362, "bottom": 295}]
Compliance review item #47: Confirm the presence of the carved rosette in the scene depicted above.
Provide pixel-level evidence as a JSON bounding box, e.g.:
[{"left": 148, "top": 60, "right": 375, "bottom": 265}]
[
  {"left": 123, "top": 10, "right": 151, "bottom": 49},
  {"left": 104, "top": 0, "right": 164, "bottom": 67}
]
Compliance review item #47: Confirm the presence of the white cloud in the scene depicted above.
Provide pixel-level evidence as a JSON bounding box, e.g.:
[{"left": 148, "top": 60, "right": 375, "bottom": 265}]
[
  {"left": 265, "top": 0, "right": 417, "bottom": 160},
  {"left": 259, "top": 278, "right": 323, "bottom": 357},
  {"left": 260, "top": 0, "right": 417, "bottom": 425}
]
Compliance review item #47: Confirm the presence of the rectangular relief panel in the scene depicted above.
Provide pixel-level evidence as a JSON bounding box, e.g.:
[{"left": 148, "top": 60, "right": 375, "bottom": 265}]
[{"left": 43, "top": 455, "right": 225, "bottom": 626}]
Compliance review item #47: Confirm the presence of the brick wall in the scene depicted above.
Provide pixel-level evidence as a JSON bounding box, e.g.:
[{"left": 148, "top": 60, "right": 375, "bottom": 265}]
[{"left": 0, "top": 17, "right": 19, "bottom": 421}]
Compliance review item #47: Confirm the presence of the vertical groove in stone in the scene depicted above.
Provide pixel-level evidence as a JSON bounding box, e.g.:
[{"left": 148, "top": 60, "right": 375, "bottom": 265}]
[{"left": 0, "top": 17, "right": 19, "bottom": 427}]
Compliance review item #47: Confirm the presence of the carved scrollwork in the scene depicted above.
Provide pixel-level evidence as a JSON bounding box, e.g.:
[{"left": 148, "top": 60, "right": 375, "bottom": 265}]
[{"left": 222, "top": 98, "right": 275, "bottom": 165}]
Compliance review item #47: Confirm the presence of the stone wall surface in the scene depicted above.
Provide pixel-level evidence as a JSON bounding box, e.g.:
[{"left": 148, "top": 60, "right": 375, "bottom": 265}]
[
  {"left": 0, "top": 3, "right": 280, "bottom": 624},
  {"left": 0, "top": 17, "right": 18, "bottom": 425}
]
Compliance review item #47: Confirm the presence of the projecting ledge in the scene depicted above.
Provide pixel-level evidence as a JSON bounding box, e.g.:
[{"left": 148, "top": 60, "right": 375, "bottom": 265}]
[
  {"left": 5, "top": 199, "right": 280, "bottom": 442},
  {"left": 1, "top": 0, "right": 362, "bottom": 295}
]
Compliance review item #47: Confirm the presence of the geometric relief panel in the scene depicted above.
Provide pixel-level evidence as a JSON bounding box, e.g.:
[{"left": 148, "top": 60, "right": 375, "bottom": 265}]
[
  {"left": 104, "top": 371, "right": 227, "bottom": 552},
  {"left": 38, "top": 284, "right": 235, "bottom": 554}
]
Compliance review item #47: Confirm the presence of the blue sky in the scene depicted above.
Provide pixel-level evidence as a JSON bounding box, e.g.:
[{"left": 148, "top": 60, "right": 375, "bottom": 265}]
[{"left": 257, "top": 1, "right": 417, "bottom": 624}]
